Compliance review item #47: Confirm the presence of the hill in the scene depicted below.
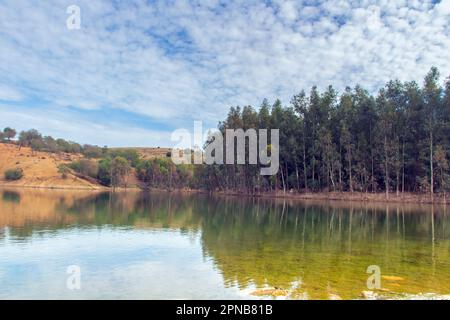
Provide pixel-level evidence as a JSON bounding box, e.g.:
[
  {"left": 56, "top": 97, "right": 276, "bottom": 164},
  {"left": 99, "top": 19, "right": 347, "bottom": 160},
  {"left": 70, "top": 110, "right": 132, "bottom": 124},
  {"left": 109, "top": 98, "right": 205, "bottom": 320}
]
[
  {"left": 111, "top": 147, "right": 171, "bottom": 159},
  {"left": 0, "top": 143, "right": 103, "bottom": 189},
  {"left": 0, "top": 144, "right": 174, "bottom": 189}
]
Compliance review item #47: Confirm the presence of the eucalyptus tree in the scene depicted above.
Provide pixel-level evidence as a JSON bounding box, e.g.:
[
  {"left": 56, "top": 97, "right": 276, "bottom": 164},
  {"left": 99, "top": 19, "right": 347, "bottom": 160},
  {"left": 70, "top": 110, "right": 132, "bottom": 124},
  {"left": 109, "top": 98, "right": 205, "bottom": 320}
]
[
  {"left": 402, "top": 81, "right": 425, "bottom": 191},
  {"left": 423, "top": 67, "right": 442, "bottom": 198},
  {"left": 376, "top": 89, "right": 394, "bottom": 198},
  {"left": 291, "top": 90, "right": 309, "bottom": 190},
  {"left": 338, "top": 88, "right": 355, "bottom": 192}
]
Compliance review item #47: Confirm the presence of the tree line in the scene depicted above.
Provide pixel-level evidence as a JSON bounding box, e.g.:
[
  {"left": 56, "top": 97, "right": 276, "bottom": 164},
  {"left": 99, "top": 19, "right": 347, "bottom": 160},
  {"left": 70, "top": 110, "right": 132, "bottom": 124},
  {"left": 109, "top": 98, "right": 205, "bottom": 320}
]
[
  {"left": 199, "top": 67, "right": 450, "bottom": 198},
  {"left": 0, "top": 126, "right": 108, "bottom": 156},
  {"left": 2, "top": 67, "right": 449, "bottom": 196}
]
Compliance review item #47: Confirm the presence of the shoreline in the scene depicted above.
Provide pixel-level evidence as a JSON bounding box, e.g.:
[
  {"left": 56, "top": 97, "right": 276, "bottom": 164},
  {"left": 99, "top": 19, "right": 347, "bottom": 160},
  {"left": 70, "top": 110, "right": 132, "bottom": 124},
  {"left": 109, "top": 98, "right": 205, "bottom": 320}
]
[
  {"left": 0, "top": 184, "right": 448, "bottom": 205},
  {"left": 213, "top": 190, "right": 449, "bottom": 205},
  {"left": 0, "top": 183, "right": 108, "bottom": 191}
]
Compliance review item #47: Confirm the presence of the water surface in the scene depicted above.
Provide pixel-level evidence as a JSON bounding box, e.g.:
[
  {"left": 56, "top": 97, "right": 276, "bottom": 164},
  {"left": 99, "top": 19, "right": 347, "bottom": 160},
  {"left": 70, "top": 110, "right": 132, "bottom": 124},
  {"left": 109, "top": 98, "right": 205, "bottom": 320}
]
[{"left": 0, "top": 189, "right": 449, "bottom": 299}]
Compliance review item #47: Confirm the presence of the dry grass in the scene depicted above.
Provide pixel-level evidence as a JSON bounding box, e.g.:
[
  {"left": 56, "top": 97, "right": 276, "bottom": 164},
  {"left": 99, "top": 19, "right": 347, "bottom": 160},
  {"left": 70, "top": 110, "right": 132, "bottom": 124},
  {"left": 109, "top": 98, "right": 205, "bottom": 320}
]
[
  {"left": 0, "top": 144, "right": 171, "bottom": 189},
  {"left": 0, "top": 143, "right": 102, "bottom": 189}
]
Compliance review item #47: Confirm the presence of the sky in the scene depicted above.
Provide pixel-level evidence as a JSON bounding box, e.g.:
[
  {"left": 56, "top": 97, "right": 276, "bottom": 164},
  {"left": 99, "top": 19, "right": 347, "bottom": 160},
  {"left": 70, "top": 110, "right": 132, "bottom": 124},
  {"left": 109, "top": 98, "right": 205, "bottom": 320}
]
[{"left": 0, "top": 0, "right": 449, "bottom": 147}]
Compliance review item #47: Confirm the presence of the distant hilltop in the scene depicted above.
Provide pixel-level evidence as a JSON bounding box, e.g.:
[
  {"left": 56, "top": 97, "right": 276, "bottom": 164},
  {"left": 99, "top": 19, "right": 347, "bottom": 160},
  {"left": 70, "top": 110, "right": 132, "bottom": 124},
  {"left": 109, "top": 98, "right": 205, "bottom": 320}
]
[{"left": 113, "top": 147, "right": 172, "bottom": 160}]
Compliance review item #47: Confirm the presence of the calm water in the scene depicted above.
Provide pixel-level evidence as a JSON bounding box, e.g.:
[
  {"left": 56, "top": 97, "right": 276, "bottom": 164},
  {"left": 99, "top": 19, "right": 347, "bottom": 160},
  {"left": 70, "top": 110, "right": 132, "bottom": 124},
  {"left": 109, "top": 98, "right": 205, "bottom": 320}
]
[{"left": 0, "top": 188, "right": 449, "bottom": 300}]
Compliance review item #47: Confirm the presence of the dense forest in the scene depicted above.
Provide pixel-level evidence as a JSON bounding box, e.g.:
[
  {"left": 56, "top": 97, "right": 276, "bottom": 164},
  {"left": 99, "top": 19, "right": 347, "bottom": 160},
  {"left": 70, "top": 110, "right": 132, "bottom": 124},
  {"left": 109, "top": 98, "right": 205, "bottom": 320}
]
[
  {"left": 1, "top": 67, "right": 450, "bottom": 198},
  {"left": 199, "top": 67, "right": 450, "bottom": 198}
]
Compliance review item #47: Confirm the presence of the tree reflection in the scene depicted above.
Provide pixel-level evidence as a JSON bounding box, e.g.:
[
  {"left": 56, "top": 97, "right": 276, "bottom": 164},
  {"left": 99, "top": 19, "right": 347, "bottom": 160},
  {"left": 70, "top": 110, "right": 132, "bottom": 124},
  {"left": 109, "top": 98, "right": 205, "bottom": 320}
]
[{"left": 0, "top": 189, "right": 449, "bottom": 299}]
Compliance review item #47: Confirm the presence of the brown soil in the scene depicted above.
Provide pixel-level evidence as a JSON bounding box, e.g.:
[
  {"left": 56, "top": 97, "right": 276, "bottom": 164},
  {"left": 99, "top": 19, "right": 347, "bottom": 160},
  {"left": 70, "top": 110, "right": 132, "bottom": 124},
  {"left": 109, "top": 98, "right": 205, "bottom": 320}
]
[{"left": 0, "top": 143, "right": 103, "bottom": 189}]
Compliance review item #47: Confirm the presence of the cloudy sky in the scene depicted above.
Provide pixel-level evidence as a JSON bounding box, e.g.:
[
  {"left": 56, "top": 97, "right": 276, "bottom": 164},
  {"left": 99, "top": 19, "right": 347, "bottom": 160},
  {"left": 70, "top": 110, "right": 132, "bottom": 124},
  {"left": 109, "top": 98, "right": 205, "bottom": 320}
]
[{"left": 0, "top": 0, "right": 449, "bottom": 147}]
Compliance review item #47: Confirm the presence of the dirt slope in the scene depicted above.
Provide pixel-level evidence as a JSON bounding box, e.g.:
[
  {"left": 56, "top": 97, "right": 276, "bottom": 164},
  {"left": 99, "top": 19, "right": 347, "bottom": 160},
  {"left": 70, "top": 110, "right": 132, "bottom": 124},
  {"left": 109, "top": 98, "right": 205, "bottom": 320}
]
[{"left": 0, "top": 143, "right": 102, "bottom": 189}]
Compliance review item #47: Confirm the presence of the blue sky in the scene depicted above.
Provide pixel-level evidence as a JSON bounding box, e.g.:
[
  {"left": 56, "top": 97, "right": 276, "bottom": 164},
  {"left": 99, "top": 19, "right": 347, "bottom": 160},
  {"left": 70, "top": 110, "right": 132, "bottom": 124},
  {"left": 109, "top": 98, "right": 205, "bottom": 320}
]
[{"left": 0, "top": 0, "right": 449, "bottom": 147}]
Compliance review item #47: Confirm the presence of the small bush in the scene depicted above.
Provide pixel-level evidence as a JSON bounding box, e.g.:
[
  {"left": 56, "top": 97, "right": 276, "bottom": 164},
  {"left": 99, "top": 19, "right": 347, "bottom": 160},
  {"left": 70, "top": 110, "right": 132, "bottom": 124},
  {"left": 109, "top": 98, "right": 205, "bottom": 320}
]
[
  {"left": 4, "top": 168, "right": 24, "bottom": 181},
  {"left": 57, "top": 164, "right": 70, "bottom": 179},
  {"left": 68, "top": 159, "right": 98, "bottom": 178}
]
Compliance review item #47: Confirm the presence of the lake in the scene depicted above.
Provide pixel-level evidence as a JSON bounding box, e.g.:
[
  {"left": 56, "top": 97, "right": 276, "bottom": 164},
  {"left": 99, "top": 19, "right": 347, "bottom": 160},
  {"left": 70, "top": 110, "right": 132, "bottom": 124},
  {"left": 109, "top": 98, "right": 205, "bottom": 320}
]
[{"left": 0, "top": 188, "right": 449, "bottom": 300}]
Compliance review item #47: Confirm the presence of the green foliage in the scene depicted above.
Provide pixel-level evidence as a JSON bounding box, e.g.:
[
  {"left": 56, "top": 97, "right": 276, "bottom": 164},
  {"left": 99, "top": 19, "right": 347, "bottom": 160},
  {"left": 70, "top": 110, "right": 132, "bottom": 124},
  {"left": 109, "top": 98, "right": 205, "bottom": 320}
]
[
  {"left": 55, "top": 138, "right": 82, "bottom": 153},
  {"left": 15, "top": 129, "right": 97, "bottom": 155},
  {"left": 3, "top": 127, "right": 16, "bottom": 141},
  {"left": 68, "top": 159, "right": 98, "bottom": 178},
  {"left": 137, "top": 158, "right": 194, "bottom": 189},
  {"left": 107, "top": 149, "right": 140, "bottom": 168},
  {"left": 110, "top": 156, "right": 131, "bottom": 187},
  {"left": 66, "top": 156, "right": 131, "bottom": 187},
  {"left": 434, "top": 145, "right": 449, "bottom": 193},
  {"left": 19, "top": 129, "right": 42, "bottom": 150},
  {"left": 85, "top": 156, "right": 133, "bottom": 187},
  {"left": 4, "top": 168, "right": 24, "bottom": 181},
  {"left": 57, "top": 164, "right": 70, "bottom": 179},
  {"left": 97, "top": 158, "right": 112, "bottom": 186},
  {"left": 82, "top": 145, "right": 104, "bottom": 158}
]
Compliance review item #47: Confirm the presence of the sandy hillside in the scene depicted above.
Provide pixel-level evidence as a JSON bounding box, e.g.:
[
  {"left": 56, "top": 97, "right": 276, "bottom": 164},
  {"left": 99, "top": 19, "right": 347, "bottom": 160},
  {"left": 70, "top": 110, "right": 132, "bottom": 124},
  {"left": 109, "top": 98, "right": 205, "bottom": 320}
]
[{"left": 0, "top": 143, "right": 103, "bottom": 189}]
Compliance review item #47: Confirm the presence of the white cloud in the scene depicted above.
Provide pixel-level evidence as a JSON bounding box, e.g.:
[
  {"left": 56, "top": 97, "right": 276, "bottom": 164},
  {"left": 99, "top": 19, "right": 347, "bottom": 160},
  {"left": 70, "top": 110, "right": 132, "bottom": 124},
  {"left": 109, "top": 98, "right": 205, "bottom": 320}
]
[
  {"left": 434, "top": 0, "right": 450, "bottom": 15},
  {"left": 277, "top": 0, "right": 299, "bottom": 22},
  {"left": 0, "top": 85, "right": 23, "bottom": 101},
  {"left": 0, "top": 0, "right": 449, "bottom": 146}
]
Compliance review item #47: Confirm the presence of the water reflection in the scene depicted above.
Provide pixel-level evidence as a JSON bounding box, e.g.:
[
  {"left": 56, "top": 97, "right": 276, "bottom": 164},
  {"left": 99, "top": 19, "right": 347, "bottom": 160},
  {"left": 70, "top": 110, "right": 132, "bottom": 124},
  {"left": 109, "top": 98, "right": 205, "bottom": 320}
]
[
  {"left": 0, "top": 188, "right": 449, "bottom": 299},
  {"left": 2, "top": 190, "right": 20, "bottom": 203}
]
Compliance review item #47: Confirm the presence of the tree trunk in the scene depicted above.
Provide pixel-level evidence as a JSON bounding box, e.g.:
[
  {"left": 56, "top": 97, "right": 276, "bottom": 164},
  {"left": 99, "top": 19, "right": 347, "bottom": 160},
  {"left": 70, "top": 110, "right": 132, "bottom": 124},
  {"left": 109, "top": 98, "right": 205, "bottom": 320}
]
[
  {"left": 339, "top": 145, "right": 342, "bottom": 191},
  {"left": 402, "top": 140, "right": 405, "bottom": 194},
  {"left": 348, "top": 146, "right": 353, "bottom": 193},
  {"left": 312, "top": 153, "right": 315, "bottom": 191},
  {"left": 371, "top": 151, "right": 375, "bottom": 192},
  {"left": 430, "top": 118, "right": 434, "bottom": 200},
  {"left": 286, "top": 163, "right": 289, "bottom": 191},
  {"left": 384, "top": 135, "right": 389, "bottom": 199},
  {"left": 330, "top": 165, "right": 336, "bottom": 190},
  {"left": 303, "top": 135, "right": 308, "bottom": 190},
  {"left": 370, "top": 122, "right": 375, "bottom": 193}
]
